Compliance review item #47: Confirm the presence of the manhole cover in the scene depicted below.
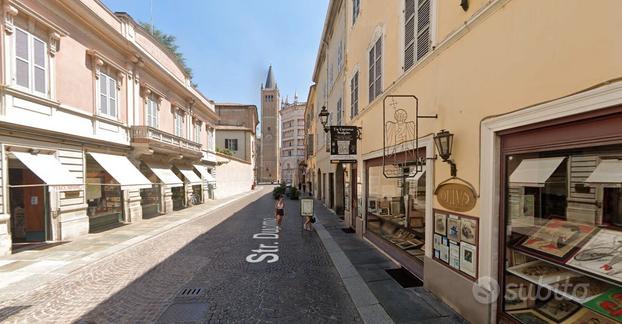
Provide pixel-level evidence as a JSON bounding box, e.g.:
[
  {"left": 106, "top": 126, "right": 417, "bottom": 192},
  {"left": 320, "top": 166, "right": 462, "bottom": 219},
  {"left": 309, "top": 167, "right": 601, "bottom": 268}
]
[
  {"left": 177, "top": 288, "right": 204, "bottom": 297},
  {"left": 385, "top": 267, "right": 423, "bottom": 288}
]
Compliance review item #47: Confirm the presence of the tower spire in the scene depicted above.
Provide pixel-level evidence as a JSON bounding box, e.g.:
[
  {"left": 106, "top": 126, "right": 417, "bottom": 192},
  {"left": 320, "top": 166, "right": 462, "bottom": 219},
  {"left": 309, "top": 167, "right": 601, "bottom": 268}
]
[{"left": 265, "top": 65, "right": 276, "bottom": 89}]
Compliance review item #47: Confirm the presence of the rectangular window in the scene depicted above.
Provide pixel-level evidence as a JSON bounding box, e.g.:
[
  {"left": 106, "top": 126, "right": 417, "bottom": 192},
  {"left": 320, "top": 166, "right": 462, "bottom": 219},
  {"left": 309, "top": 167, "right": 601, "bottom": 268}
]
[
  {"left": 225, "top": 139, "right": 238, "bottom": 151},
  {"left": 207, "top": 127, "right": 215, "bottom": 151},
  {"left": 353, "top": 0, "right": 360, "bottom": 25},
  {"left": 369, "top": 37, "right": 382, "bottom": 102},
  {"left": 145, "top": 95, "right": 159, "bottom": 128},
  {"left": 351, "top": 72, "right": 359, "bottom": 118},
  {"left": 14, "top": 27, "right": 47, "bottom": 95},
  {"left": 175, "top": 111, "right": 184, "bottom": 137},
  {"left": 98, "top": 70, "right": 117, "bottom": 118},
  {"left": 404, "top": 0, "right": 431, "bottom": 71},
  {"left": 193, "top": 123, "right": 201, "bottom": 143}
]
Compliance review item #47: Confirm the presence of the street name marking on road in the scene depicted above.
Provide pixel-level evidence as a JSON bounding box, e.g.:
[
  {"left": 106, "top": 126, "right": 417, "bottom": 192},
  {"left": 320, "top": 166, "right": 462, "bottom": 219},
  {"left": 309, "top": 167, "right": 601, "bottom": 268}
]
[{"left": 245, "top": 218, "right": 279, "bottom": 263}]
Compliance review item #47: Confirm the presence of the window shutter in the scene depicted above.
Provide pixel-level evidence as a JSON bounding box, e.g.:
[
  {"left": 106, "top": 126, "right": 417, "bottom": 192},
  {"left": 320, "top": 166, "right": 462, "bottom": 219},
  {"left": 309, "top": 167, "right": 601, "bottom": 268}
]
[
  {"left": 109, "top": 77, "right": 117, "bottom": 117},
  {"left": 369, "top": 48, "right": 375, "bottom": 103},
  {"left": 375, "top": 38, "right": 382, "bottom": 97},
  {"left": 33, "top": 38, "right": 46, "bottom": 94},
  {"left": 99, "top": 75, "right": 108, "bottom": 115},
  {"left": 15, "top": 29, "right": 29, "bottom": 88},
  {"left": 417, "top": 0, "right": 431, "bottom": 61},
  {"left": 404, "top": 0, "right": 416, "bottom": 70}
]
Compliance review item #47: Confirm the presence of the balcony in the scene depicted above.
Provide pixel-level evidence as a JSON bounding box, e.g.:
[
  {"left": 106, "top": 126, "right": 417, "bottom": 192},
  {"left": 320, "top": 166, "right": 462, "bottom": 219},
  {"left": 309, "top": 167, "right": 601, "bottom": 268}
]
[{"left": 130, "top": 126, "right": 202, "bottom": 160}]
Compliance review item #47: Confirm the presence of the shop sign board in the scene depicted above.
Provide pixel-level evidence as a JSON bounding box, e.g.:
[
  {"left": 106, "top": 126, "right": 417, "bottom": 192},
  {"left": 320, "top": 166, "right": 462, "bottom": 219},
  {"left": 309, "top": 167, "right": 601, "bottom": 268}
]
[
  {"left": 300, "top": 198, "right": 314, "bottom": 217},
  {"left": 330, "top": 126, "right": 357, "bottom": 163},
  {"left": 435, "top": 182, "right": 477, "bottom": 212}
]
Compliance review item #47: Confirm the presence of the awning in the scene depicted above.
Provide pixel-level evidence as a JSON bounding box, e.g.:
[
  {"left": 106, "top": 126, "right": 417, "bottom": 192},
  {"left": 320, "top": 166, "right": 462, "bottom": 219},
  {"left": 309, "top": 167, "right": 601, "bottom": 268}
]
[
  {"left": 178, "top": 167, "right": 202, "bottom": 185},
  {"left": 193, "top": 164, "right": 216, "bottom": 183},
  {"left": 509, "top": 157, "right": 565, "bottom": 187},
  {"left": 11, "top": 151, "right": 81, "bottom": 187},
  {"left": 408, "top": 166, "right": 426, "bottom": 183},
  {"left": 586, "top": 160, "right": 622, "bottom": 186},
  {"left": 146, "top": 163, "right": 184, "bottom": 188},
  {"left": 88, "top": 152, "right": 152, "bottom": 190}
]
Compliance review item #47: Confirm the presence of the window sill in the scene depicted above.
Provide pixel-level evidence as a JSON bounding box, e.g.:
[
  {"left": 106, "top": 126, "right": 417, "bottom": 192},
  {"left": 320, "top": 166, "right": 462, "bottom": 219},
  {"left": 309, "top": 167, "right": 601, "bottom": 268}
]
[
  {"left": 3, "top": 85, "right": 59, "bottom": 108},
  {"left": 95, "top": 113, "right": 126, "bottom": 127}
]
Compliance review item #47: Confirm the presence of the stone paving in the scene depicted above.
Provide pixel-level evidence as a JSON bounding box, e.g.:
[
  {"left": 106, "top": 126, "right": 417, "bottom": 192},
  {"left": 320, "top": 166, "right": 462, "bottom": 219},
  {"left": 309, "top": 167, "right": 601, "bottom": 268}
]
[{"left": 0, "top": 187, "right": 361, "bottom": 323}]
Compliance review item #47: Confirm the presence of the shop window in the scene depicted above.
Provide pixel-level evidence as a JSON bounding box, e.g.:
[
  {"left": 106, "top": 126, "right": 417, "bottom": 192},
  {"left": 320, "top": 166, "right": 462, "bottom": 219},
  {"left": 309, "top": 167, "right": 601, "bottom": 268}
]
[
  {"left": 502, "top": 149, "right": 622, "bottom": 323},
  {"left": 366, "top": 164, "right": 426, "bottom": 263},
  {"left": 86, "top": 157, "right": 122, "bottom": 231}
]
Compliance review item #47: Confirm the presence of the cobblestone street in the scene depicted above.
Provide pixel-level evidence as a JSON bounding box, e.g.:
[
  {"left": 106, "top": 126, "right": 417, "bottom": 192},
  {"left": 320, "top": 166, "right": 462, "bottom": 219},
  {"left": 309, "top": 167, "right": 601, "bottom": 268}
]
[{"left": 0, "top": 187, "right": 360, "bottom": 323}]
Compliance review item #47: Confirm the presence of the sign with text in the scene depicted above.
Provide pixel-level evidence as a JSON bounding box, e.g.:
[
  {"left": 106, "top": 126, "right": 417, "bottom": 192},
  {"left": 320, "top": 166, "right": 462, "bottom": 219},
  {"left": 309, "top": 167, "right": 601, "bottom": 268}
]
[
  {"left": 330, "top": 126, "right": 357, "bottom": 163},
  {"left": 435, "top": 182, "right": 477, "bottom": 212},
  {"left": 300, "top": 198, "right": 314, "bottom": 217}
]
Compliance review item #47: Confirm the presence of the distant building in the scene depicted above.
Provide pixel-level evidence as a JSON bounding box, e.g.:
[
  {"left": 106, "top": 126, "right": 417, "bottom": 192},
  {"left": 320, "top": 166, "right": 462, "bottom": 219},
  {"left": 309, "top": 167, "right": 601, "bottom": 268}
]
[
  {"left": 258, "top": 66, "right": 280, "bottom": 183},
  {"left": 279, "top": 97, "right": 306, "bottom": 186},
  {"left": 214, "top": 103, "right": 259, "bottom": 177}
]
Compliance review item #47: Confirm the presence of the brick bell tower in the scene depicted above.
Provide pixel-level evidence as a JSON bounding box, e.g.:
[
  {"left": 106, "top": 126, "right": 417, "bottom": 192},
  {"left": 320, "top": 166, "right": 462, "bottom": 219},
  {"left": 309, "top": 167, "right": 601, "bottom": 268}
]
[{"left": 259, "top": 65, "right": 280, "bottom": 183}]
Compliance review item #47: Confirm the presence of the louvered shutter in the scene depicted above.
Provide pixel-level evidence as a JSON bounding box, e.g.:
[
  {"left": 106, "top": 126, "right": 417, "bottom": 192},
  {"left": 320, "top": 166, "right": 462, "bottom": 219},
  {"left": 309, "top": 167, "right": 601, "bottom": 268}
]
[
  {"left": 33, "top": 38, "right": 46, "bottom": 94},
  {"left": 15, "top": 29, "right": 29, "bottom": 88},
  {"left": 369, "top": 48, "right": 375, "bottom": 102},
  {"left": 417, "top": 0, "right": 431, "bottom": 61},
  {"left": 404, "top": 0, "right": 416, "bottom": 70}
]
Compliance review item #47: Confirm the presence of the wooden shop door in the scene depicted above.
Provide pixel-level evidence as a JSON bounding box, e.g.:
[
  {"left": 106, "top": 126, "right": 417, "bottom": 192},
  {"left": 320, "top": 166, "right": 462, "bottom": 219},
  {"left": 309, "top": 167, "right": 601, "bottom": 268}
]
[{"left": 23, "top": 170, "right": 46, "bottom": 241}]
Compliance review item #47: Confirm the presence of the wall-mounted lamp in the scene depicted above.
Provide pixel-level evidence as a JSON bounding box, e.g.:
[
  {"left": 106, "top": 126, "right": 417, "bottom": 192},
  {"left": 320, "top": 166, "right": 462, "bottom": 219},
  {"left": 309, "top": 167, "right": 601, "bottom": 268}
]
[
  {"left": 460, "top": 0, "right": 469, "bottom": 11},
  {"left": 319, "top": 106, "right": 330, "bottom": 133},
  {"left": 433, "top": 129, "right": 457, "bottom": 177}
]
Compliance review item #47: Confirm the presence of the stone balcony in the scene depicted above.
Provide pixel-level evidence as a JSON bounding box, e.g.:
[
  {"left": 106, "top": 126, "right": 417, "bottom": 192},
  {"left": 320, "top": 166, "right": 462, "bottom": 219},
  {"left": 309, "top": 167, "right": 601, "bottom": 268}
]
[{"left": 130, "top": 126, "right": 203, "bottom": 160}]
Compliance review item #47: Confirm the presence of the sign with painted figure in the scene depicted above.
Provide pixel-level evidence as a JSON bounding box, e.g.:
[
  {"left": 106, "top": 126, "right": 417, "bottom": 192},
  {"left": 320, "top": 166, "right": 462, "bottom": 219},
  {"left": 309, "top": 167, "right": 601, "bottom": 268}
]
[
  {"left": 330, "top": 126, "right": 357, "bottom": 163},
  {"left": 300, "top": 198, "right": 314, "bottom": 217}
]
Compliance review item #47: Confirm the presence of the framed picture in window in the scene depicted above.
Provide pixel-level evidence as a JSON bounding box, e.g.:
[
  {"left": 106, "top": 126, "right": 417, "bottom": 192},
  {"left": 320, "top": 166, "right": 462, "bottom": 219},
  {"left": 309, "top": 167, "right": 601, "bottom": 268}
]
[
  {"left": 434, "top": 212, "right": 447, "bottom": 235},
  {"left": 460, "top": 242, "right": 477, "bottom": 278}
]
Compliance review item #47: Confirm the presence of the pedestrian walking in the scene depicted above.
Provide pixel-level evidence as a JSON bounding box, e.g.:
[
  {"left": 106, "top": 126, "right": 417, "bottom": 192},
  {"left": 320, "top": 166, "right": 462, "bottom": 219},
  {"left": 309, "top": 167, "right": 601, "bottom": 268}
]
[{"left": 275, "top": 194, "right": 285, "bottom": 230}]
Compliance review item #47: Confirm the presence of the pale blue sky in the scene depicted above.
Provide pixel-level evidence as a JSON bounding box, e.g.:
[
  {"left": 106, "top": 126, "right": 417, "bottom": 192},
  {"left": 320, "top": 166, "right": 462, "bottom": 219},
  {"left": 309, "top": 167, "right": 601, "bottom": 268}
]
[{"left": 101, "top": 0, "right": 328, "bottom": 108}]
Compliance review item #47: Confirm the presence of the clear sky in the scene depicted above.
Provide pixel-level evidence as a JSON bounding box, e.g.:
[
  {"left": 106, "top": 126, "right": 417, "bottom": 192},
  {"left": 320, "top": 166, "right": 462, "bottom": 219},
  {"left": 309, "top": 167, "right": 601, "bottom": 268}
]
[{"left": 101, "top": 0, "right": 328, "bottom": 110}]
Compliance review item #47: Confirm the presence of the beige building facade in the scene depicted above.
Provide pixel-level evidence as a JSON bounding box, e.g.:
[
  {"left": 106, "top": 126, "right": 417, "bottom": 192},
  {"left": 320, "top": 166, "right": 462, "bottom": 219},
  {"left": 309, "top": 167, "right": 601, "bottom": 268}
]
[
  {"left": 258, "top": 66, "right": 280, "bottom": 183},
  {"left": 279, "top": 99, "right": 305, "bottom": 186},
  {"left": 0, "top": 0, "right": 224, "bottom": 257},
  {"left": 214, "top": 103, "right": 258, "bottom": 168},
  {"left": 306, "top": 0, "right": 622, "bottom": 322}
]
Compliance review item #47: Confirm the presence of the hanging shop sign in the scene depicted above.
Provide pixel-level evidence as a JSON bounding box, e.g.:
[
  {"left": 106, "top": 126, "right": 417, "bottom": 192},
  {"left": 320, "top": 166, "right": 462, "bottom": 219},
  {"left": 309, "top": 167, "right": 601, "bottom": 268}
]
[
  {"left": 435, "top": 182, "right": 477, "bottom": 212},
  {"left": 330, "top": 126, "right": 357, "bottom": 163},
  {"left": 382, "top": 95, "right": 437, "bottom": 178}
]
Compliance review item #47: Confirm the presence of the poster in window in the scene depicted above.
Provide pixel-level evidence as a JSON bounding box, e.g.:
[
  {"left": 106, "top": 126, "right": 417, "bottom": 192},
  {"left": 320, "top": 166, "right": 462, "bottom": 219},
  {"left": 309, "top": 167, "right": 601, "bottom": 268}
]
[
  {"left": 535, "top": 298, "right": 580, "bottom": 322},
  {"left": 460, "top": 242, "right": 477, "bottom": 277},
  {"left": 447, "top": 216, "right": 461, "bottom": 242},
  {"left": 329, "top": 126, "right": 357, "bottom": 163},
  {"left": 439, "top": 237, "right": 449, "bottom": 263},
  {"left": 518, "top": 219, "right": 596, "bottom": 261},
  {"left": 562, "top": 308, "right": 619, "bottom": 324},
  {"left": 507, "top": 310, "right": 555, "bottom": 324},
  {"left": 449, "top": 242, "right": 460, "bottom": 270},
  {"left": 434, "top": 212, "right": 447, "bottom": 235},
  {"left": 86, "top": 177, "right": 102, "bottom": 200},
  {"left": 460, "top": 217, "right": 477, "bottom": 245},
  {"left": 567, "top": 229, "right": 622, "bottom": 284},
  {"left": 583, "top": 287, "right": 622, "bottom": 322}
]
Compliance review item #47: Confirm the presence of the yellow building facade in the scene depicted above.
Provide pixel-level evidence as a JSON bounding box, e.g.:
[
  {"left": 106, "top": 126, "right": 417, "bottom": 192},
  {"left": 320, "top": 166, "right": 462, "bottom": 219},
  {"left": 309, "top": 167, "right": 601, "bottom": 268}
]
[{"left": 307, "top": 0, "right": 622, "bottom": 322}]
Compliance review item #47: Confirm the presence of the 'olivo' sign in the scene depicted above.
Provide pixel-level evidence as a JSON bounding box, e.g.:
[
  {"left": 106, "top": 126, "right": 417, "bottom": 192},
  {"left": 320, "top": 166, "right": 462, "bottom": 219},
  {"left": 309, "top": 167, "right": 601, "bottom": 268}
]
[{"left": 435, "top": 183, "right": 476, "bottom": 212}]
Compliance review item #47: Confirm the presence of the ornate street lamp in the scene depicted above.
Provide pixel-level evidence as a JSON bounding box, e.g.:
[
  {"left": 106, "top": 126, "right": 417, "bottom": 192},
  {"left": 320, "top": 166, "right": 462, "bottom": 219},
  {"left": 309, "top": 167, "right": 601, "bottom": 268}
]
[
  {"left": 319, "top": 106, "right": 330, "bottom": 133},
  {"left": 434, "top": 129, "right": 457, "bottom": 177}
]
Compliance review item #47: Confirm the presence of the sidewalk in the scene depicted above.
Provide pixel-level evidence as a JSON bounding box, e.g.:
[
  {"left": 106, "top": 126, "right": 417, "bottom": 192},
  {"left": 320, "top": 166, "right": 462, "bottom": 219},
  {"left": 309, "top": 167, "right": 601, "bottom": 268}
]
[
  {"left": 312, "top": 200, "right": 467, "bottom": 324},
  {"left": 0, "top": 189, "right": 260, "bottom": 301}
]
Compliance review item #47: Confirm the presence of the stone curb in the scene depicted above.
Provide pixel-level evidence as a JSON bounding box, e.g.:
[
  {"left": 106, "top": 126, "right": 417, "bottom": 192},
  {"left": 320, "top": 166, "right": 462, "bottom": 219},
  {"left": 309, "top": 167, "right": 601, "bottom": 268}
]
[{"left": 313, "top": 219, "right": 394, "bottom": 324}]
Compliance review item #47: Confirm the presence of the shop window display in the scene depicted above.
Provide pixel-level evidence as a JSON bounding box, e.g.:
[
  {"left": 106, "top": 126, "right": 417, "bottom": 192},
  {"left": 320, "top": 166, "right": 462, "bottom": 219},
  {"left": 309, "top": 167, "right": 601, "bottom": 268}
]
[
  {"left": 86, "top": 169, "right": 122, "bottom": 230},
  {"left": 502, "top": 148, "right": 622, "bottom": 323},
  {"left": 366, "top": 165, "right": 426, "bottom": 262},
  {"left": 139, "top": 164, "right": 162, "bottom": 218}
]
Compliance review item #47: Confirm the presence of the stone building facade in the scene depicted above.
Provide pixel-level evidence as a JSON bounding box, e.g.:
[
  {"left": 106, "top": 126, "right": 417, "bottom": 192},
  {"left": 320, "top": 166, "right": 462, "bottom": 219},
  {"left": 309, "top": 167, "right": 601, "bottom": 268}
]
[
  {"left": 258, "top": 66, "right": 280, "bottom": 183},
  {"left": 279, "top": 99, "right": 305, "bottom": 186}
]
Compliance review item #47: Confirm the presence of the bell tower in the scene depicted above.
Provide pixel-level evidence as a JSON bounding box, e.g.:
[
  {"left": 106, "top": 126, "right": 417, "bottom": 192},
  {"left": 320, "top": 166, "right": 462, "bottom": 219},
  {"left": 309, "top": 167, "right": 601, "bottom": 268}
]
[{"left": 259, "top": 65, "right": 280, "bottom": 183}]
